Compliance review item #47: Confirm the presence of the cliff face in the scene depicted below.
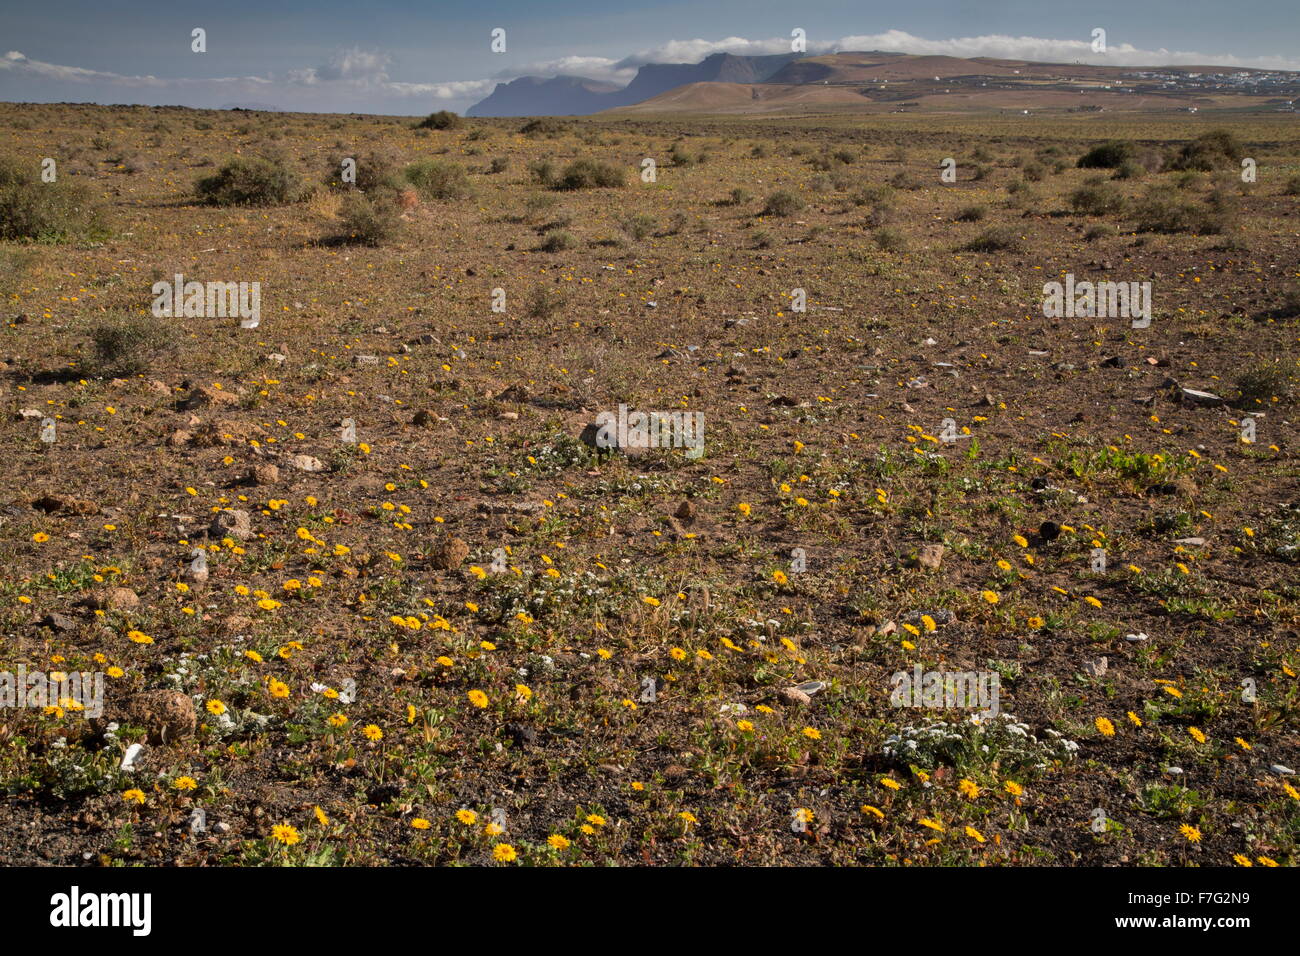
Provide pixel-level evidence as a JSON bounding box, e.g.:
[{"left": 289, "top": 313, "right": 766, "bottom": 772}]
[
  {"left": 465, "top": 75, "right": 622, "bottom": 117},
  {"left": 466, "top": 52, "right": 801, "bottom": 117}
]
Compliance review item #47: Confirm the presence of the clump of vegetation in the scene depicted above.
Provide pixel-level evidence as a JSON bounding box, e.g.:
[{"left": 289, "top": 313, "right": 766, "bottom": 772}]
[
  {"left": 851, "top": 184, "right": 893, "bottom": 206},
  {"left": 723, "top": 186, "right": 751, "bottom": 206},
  {"left": 1132, "top": 185, "right": 1230, "bottom": 234},
  {"left": 538, "top": 229, "right": 576, "bottom": 252},
  {"left": 89, "top": 314, "right": 177, "bottom": 376},
  {"left": 196, "top": 156, "right": 299, "bottom": 206},
  {"left": 954, "top": 205, "right": 987, "bottom": 222},
  {"left": 670, "top": 145, "right": 697, "bottom": 167},
  {"left": 873, "top": 227, "right": 907, "bottom": 252},
  {"left": 888, "top": 170, "right": 921, "bottom": 191},
  {"left": 1166, "top": 130, "right": 1244, "bottom": 171},
  {"left": 1069, "top": 176, "right": 1127, "bottom": 215},
  {"left": 962, "top": 225, "right": 1021, "bottom": 252},
  {"left": 1077, "top": 140, "right": 1136, "bottom": 169},
  {"left": 761, "top": 189, "right": 804, "bottom": 217},
  {"left": 324, "top": 150, "right": 402, "bottom": 194},
  {"left": 619, "top": 213, "right": 657, "bottom": 240},
  {"left": 336, "top": 191, "right": 401, "bottom": 245},
  {"left": 1234, "top": 357, "right": 1298, "bottom": 403},
  {"left": 403, "top": 160, "right": 472, "bottom": 201},
  {"left": 526, "top": 285, "right": 568, "bottom": 318},
  {"left": 0, "top": 158, "right": 106, "bottom": 242},
  {"left": 551, "top": 159, "right": 625, "bottom": 190},
  {"left": 415, "top": 110, "right": 463, "bottom": 131},
  {"left": 520, "top": 119, "right": 569, "bottom": 138}
]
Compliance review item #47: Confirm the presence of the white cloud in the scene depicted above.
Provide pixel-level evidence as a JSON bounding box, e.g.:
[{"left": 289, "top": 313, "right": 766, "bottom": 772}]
[
  {"left": 493, "top": 56, "right": 635, "bottom": 85},
  {"left": 831, "top": 30, "right": 1300, "bottom": 70}
]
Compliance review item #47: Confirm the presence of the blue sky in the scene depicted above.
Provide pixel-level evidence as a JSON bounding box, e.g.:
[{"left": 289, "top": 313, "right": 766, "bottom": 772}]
[{"left": 2, "top": 0, "right": 1296, "bottom": 114}]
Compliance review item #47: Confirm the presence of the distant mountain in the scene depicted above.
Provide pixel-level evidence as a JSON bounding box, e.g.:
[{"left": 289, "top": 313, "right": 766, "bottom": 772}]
[
  {"left": 466, "top": 52, "right": 800, "bottom": 117},
  {"left": 465, "top": 75, "right": 622, "bottom": 117},
  {"left": 469, "top": 50, "right": 1300, "bottom": 118}
]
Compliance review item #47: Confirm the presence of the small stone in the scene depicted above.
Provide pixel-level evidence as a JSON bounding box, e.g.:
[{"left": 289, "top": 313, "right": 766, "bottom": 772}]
[
  {"left": 32, "top": 494, "right": 98, "bottom": 516},
  {"left": 126, "top": 690, "right": 196, "bottom": 745},
  {"left": 1125, "top": 632, "right": 1149, "bottom": 643},
  {"left": 1270, "top": 765, "right": 1295, "bottom": 776},
  {"left": 778, "top": 687, "right": 812, "bottom": 707},
  {"left": 917, "top": 544, "right": 945, "bottom": 569},
  {"left": 37, "top": 612, "right": 78, "bottom": 633},
  {"left": 101, "top": 587, "right": 139, "bottom": 611},
  {"left": 221, "top": 615, "right": 254, "bottom": 636},
  {"left": 184, "top": 384, "right": 240, "bottom": 409},
  {"left": 430, "top": 537, "right": 469, "bottom": 570},
  {"left": 209, "top": 509, "right": 253, "bottom": 541},
  {"left": 289, "top": 454, "right": 325, "bottom": 473},
  {"left": 167, "top": 430, "right": 192, "bottom": 448},
  {"left": 253, "top": 464, "right": 280, "bottom": 485},
  {"left": 1179, "top": 388, "right": 1224, "bottom": 407},
  {"left": 1082, "top": 657, "right": 1108, "bottom": 677}
]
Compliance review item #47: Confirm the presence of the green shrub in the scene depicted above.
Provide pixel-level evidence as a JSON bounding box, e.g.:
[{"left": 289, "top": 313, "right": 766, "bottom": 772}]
[
  {"left": 873, "top": 227, "right": 907, "bottom": 252},
  {"left": 196, "top": 156, "right": 298, "bottom": 206},
  {"left": 1235, "top": 358, "right": 1298, "bottom": 403},
  {"left": 670, "top": 145, "right": 697, "bottom": 167},
  {"left": 1132, "top": 185, "right": 1229, "bottom": 234},
  {"left": 0, "top": 158, "right": 106, "bottom": 242},
  {"left": 325, "top": 150, "right": 402, "bottom": 194},
  {"left": 415, "top": 111, "right": 463, "bottom": 131},
  {"left": 888, "top": 170, "right": 920, "bottom": 190},
  {"left": 851, "top": 185, "right": 893, "bottom": 206},
  {"left": 539, "top": 230, "right": 576, "bottom": 252},
  {"left": 403, "top": 160, "right": 472, "bottom": 201},
  {"left": 552, "top": 159, "right": 625, "bottom": 190},
  {"left": 962, "top": 226, "right": 1021, "bottom": 252},
  {"left": 1069, "top": 177, "right": 1127, "bottom": 215},
  {"left": 1284, "top": 175, "right": 1300, "bottom": 196},
  {"left": 1113, "top": 159, "right": 1145, "bottom": 180},
  {"left": 336, "top": 192, "right": 401, "bottom": 245},
  {"left": 619, "top": 213, "right": 657, "bottom": 240},
  {"left": 954, "top": 205, "right": 986, "bottom": 222},
  {"left": 520, "top": 119, "right": 569, "bottom": 137},
  {"left": 1078, "top": 140, "right": 1136, "bottom": 169},
  {"left": 1167, "top": 130, "right": 1244, "bottom": 172},
  {"left": 89, "top": 315, "right": 177, "bottom": 377},
  {"left": 761, "top": 189, "right": 804, "bottom": 217}
]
